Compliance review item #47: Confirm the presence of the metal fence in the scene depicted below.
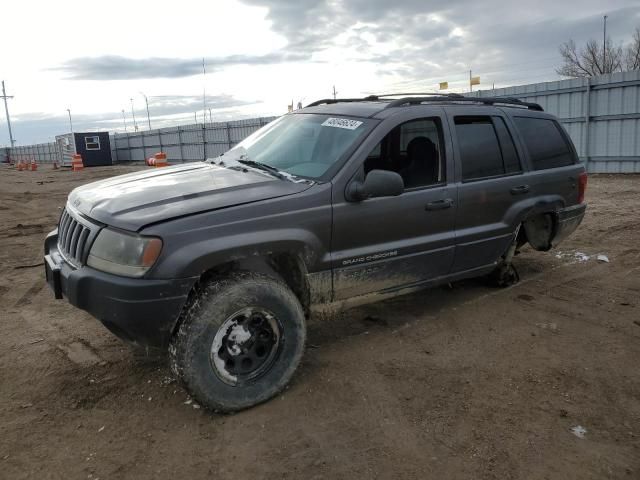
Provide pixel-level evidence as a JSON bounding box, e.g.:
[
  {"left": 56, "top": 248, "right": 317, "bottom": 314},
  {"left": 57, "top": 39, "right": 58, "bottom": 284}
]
[
  {"left": 1, "top": 116, "right": 277, "bottom": 165},
  {"left": 5, "top": 142, "right": 58, "bottom": 164},
  {"left": 111, "top": 117, "right": 277, "bottom": 162},
  {"left": 472, "top": 70, "right": 640, "bottom": 173},
  {"left": 4, "top": 71, "right": 640, "bottom": 172}
]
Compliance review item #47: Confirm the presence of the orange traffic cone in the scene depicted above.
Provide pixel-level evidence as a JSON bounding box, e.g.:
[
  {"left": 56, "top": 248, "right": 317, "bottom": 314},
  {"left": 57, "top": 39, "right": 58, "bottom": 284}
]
[
  {"left": 17, "top": 161, "right": 24, "bottom": 171},
  {"left": 154, "top": 152, "right": 168, "bottom": 167},
  {"left": 72, "top": 154, "right": 84, "bottom": 171},
  {"left": 146, "top": 157, "right": 155, "bottom": 167},
  {"left": 30, "top": 160, "right": 37, "bottom": 171}
]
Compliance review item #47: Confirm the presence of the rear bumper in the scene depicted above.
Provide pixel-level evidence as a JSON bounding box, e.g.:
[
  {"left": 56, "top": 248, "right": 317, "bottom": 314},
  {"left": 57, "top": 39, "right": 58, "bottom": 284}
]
[
  {"left": 553, "top": 203, "right": 587, "bottom": 246},
  {"left": 44, "top": 229, "right": 197, "bottom": 348}
]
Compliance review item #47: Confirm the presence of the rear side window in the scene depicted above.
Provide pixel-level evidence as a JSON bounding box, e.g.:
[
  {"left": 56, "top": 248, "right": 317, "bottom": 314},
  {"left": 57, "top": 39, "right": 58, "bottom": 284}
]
[
  {"left": 493, "top": 117, "right": 521, "bottom": 174},
  {"left": 455, "top": 116, "right": 521, "bottom": 181},
  {"left": 513, "top": 117, "right": 575, "bottom": 170}
]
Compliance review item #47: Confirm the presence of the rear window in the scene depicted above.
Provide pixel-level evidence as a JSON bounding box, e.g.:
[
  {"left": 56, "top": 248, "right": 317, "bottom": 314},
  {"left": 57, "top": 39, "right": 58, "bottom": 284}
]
[{"left": 513, "top": 117, "right": 575, "bottom": 170}]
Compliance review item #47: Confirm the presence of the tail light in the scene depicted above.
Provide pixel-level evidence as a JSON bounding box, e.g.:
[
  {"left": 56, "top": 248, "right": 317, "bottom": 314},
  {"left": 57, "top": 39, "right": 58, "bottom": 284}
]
[{"left": 577, "top": 171, "right": 588, "bottom": 204}]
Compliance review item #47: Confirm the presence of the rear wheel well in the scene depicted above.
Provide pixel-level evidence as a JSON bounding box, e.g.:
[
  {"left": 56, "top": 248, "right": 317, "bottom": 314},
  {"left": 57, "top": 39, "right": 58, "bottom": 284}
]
[{"left": 520, "top": 212, "right": 556, "bottom": 251}]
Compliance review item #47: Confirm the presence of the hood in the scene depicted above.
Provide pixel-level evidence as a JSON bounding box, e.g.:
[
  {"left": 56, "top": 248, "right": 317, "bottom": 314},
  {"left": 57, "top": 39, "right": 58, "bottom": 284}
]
[{"left": 68, "top": 162, "right": 312, "bottom": 231}]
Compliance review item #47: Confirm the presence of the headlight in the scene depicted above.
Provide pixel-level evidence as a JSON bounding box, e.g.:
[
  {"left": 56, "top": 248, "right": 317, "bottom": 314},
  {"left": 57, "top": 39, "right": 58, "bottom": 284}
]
[{"left": 87, "top": 228, "right": 163, "bottom": 278}]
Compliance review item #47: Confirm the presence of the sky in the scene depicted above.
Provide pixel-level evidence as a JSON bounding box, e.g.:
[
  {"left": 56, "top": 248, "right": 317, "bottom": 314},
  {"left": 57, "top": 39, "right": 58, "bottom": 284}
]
[{"left": 1, "top": 0, "right": 639, "bottom": 146}]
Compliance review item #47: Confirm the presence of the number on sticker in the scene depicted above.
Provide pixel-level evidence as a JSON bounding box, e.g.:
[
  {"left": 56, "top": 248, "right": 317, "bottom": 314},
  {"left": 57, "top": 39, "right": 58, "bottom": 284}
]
[{"left": 321, "top": 118, "right": 363, "bottom": 130}]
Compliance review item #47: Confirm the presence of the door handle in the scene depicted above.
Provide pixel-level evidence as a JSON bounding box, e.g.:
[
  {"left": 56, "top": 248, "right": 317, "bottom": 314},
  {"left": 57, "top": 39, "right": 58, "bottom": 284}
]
[
  {"left": 510, "top": 185, "right": 530, "bottom": 195},
  {"left": 425, "top": 198, "right": 453, "bottom": 211}
]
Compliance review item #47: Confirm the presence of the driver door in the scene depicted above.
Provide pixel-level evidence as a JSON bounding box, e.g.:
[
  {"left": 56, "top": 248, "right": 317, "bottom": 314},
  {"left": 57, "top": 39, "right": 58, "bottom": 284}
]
[{"left": 331, "top": 112, "right": 457, "bottom": 300}]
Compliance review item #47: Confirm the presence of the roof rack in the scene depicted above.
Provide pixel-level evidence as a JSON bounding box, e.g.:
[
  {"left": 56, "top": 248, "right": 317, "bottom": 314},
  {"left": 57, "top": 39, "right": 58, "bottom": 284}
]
[
  {"left": 364, "top": 92, "right": 465, "bottom": 100},
  {"left": 305, "top": 98, "right": 378, "bottom": 108},
  {"left": 305, "top": 93, "right": 543, "bottom": 111},
  {"left": 385, "top": 95, "right": 543, "bottom": 111}
]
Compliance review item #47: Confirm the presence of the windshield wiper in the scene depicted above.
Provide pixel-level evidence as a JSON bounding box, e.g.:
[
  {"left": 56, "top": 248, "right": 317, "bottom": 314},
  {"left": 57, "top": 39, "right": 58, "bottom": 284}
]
[{"left": 237, "top": 159, "right": 289, "bottom": 181}]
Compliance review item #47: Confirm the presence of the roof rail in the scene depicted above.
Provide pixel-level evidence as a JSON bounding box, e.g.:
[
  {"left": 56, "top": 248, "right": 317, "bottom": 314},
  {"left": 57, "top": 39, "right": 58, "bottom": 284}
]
[
  {"left": 365, "top": 92, "right": 465, "bottom": 100},
  {"left": 306, "top": 93, "right": 464, "bottom": 107},
  {"left": 305, "top": 94, "right": 544, "bottom": 111},
  {"left": 384, "top": 95, "right": 544, "bottom": 111},
  {"left": 305, "top": 98, "right": 376, "bottom": 108}
]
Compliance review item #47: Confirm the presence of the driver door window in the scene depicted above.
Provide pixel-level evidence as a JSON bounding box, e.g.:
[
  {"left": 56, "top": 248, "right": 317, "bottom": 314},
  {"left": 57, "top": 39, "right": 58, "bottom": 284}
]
[{"left": 364, "top": 118, "right": 445, "bottom": 189}]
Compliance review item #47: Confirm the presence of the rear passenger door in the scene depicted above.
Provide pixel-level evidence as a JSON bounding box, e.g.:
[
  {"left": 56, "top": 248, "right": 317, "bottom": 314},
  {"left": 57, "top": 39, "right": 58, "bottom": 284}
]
[{"left": 447, "top": 108, "right": 528, "bottom": 273}]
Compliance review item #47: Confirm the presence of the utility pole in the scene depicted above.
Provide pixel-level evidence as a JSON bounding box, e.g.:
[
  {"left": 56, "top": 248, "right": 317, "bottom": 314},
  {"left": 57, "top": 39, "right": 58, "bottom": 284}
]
[
  {"left": 469, "top": 70, "right": 472, "bottom": 92},
  {"left": 130, "top": 98, "right": 138, "bottom": 131},
  {"left": 139, "top": 92, "right": 151, "bottom": 130},
  {"left": 66, "top": 108, "right": 73, "bottom": 133},
  {"left": 202, "top": 58, "right": 207, "bottom": 125},
  {"left": 603, "top": 15, "right": 608, "bottom": 73},
  {"left": 332, "top": 85, "right": 337, "bottom": 100},
  {"left": 1, "top": 81, "right": 15, "bottom": 147},
  {"left": 121, "top": 109, "right": 128, "bottom": 132},
  {"left": 209, "top": 108, "right": 213, "bottom": 124}
]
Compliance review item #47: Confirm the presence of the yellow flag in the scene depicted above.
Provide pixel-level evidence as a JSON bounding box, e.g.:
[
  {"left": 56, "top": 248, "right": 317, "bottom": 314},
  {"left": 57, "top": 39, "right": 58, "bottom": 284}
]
[
  {"left": 470, "top": 76, "right": 481, "bottom": 86},
  {"left": 439, "top": 81, "right": 449, "bottom": 90}
]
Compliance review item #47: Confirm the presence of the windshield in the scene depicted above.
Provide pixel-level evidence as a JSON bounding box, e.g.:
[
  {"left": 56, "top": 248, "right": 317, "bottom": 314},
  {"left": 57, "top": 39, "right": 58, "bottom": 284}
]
[{"left": 220, "top": 114, "right": 371, "bottom": 179}]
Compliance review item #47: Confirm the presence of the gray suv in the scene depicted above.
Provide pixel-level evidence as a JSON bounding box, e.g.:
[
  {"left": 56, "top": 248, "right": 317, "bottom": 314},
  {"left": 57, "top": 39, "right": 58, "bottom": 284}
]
[{"left": 44, "top": 94, "right": 587, "bottom": 411}]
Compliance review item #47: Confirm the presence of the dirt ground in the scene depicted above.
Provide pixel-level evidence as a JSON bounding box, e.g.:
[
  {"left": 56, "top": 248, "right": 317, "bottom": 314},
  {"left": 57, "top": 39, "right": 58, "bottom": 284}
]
[{"left": 0, "top": 164, "right": 638, "bottom": 480}]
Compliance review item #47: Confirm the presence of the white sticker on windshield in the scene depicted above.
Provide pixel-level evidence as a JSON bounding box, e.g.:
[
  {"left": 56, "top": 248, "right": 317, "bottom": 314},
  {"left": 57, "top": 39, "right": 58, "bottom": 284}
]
[{"left": 321, "top": 117, "right": 363, "bottom": 130}]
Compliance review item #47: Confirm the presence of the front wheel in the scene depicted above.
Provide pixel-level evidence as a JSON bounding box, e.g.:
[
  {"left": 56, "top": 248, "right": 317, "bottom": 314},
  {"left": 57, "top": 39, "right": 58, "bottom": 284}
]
[{"left": 170, "top": 272, "right": 306, "bottom": 412}]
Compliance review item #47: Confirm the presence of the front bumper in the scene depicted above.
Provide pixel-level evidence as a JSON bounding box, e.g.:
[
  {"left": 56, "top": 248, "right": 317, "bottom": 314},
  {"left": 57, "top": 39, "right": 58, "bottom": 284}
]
[
  {"left": 44, "top": 229, "right": 197, "bottom": 348},
  {"left": 552, "top": 203, "right": 587, "bottom": 246}
]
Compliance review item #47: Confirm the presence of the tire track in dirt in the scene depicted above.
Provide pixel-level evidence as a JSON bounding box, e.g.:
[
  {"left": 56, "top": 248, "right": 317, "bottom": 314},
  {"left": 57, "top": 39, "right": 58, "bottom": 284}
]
[{"left": 13, "top": 279, "right": 44, "bottom": 308}]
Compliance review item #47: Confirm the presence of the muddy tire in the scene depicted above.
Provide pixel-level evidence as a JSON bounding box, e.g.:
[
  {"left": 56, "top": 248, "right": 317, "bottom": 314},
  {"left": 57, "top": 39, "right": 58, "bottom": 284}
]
[{"left": 169, "top": 272, "right": 306, "bottom": 412}]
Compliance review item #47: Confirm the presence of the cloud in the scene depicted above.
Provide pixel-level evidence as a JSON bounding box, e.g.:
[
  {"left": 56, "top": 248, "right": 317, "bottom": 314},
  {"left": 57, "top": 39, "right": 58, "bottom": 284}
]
[
  {"left": 51, "top": 2, "right": 640, "bottom": 87},
  {"left": 137, "top": 94, "right": 257, "bottom": 117},
  {"left": 55, "top": 52, "right": 310, "bottom": 80},
  {"left": 240, "top": 0, "right": 640, "bottom": 87}
]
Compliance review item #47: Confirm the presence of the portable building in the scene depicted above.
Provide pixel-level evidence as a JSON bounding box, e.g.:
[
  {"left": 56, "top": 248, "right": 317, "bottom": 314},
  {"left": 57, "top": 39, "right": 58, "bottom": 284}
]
[{"left": 55, "top": 132, "right": 112, "bottom": 166}]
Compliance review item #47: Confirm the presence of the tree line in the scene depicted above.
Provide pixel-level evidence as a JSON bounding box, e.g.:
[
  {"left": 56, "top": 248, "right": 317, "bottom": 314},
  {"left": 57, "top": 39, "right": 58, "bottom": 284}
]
[{"left": 558, "top": 27, "right": 640, "bottom": 77}]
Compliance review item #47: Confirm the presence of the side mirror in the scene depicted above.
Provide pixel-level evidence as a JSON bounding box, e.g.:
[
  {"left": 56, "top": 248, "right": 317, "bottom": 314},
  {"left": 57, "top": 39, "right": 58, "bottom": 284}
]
[{"left": 348, "top": 169, "right": 404, "bottom": 201}]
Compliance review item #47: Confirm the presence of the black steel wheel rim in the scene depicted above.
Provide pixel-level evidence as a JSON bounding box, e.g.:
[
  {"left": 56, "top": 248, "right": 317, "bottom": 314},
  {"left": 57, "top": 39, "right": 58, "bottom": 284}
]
[{"left": 210, "top": 307, "right": 282, "bottom": 386}]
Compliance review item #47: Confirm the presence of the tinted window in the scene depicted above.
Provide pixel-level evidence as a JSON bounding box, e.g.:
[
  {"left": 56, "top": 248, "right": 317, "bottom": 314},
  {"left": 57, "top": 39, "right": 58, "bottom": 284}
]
[
  {"left": 364, "top": 118, "right": 444, "bottom": 189},
  {"left": 455, "top": 117, "right": 504, "bottom": 180},
  {"left": 513, "top": 117, "right": 575, "bottom": 170},
  {"left": 493, "top": 117, "right": 521, "bottom": 174}
]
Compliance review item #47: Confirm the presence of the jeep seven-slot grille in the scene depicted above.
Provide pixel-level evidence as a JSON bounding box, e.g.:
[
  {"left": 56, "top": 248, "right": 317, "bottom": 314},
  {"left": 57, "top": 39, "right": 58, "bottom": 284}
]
[{"left": 57, "top": 208, "right": 94, "bottom": 266}]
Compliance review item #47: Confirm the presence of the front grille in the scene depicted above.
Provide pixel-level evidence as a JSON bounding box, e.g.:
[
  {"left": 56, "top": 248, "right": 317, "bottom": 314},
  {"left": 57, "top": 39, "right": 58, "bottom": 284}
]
[{"left": 57, "top": 208, "right": 96, "bottom": 266}]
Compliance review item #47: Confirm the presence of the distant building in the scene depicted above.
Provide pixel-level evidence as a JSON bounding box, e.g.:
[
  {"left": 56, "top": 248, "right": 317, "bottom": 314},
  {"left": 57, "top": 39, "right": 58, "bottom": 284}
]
[{"left": 55, "top": 132, "right": 112, "bottom": 167}]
